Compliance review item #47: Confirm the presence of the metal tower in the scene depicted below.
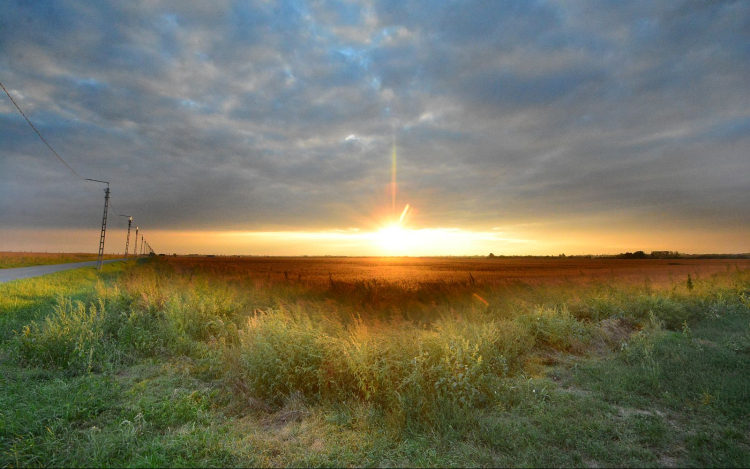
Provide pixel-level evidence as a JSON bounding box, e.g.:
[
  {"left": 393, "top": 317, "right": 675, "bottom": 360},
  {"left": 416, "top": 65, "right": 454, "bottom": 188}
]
[
  {"left": 87, "top": 179, "right": 110, "bottom": 271},
  {"left": 121, "top": 215, "right": 132, "bottom": 261}
]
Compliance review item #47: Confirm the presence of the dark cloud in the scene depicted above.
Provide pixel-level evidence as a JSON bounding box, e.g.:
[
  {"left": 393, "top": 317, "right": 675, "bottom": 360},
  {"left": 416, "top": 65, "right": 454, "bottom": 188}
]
[{"left": 1, "top": 0, "right": 748, "bottom": 249}]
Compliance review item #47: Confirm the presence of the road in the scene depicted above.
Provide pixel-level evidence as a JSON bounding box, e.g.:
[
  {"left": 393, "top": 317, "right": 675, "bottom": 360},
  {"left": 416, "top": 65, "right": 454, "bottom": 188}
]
[{"left": 0, "top": 259, "right": 126, "bottom": 283}]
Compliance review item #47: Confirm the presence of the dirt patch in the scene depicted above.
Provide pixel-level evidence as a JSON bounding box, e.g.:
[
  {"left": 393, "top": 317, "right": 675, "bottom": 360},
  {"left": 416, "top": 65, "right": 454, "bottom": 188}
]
[
  {"left": 262, "top": 409, "right": 310, "bottom": 429},
  {"left": 558, "top": 386, "right": 593, "bottom": 398},
  {"left": 615, "top": 406, "right": 665, "bottom": 419},
  {"left": 601, "top": 318, "right": 636, "bottom": 345},
  {"left": 658, "top": 455, "right": 679, "bottom": 467},
  {"left": 261, "top": 394, "right": 311, "bottom": 430},
  {"left": 592, "top": 318, "right": 638, "bottom": 355},
  {"left": 693, "top": 338, "right": 717, "bottom": 348},
  {"left": 310, "top": 439, "right": 325, "bottom": 451}
]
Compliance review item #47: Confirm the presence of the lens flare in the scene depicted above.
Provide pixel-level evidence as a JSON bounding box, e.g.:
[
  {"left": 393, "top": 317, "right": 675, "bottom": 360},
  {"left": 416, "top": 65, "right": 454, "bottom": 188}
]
[
  {"left": 398, "top": 204, "right": 410, "bottom": 224},
  {"left": 391, "top": 137, "right": 397, "bottom": 217}
]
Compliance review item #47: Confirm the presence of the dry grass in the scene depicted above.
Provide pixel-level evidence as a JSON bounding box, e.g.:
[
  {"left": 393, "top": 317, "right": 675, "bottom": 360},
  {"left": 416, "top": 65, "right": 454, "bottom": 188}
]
[
  {"left": 164, "top": 255, "right": 750, "bottom": 286},
  {"left": 0, "top": 252, "right": 123, "bottom": 269}
]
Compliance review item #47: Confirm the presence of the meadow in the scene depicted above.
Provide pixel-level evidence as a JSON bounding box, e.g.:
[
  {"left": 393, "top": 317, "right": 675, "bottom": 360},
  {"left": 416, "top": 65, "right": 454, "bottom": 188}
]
[
  {"left": 1, "top": 256, "right": 749, "bottom": 467},
  {"left": 0, "top": 252, "right": 122, "bottom": 269}
]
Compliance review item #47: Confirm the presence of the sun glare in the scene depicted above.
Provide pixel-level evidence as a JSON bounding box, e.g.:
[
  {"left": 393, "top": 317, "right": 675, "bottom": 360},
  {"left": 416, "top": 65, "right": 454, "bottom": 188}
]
[{"left": 377, "top": 224, "right": 408, "bottom": 252}]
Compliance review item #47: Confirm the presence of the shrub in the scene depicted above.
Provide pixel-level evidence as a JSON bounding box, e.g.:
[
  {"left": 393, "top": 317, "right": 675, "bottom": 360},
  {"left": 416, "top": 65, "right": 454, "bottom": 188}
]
[
  {"left": 237, "top": 308, "right": 325, "bottom": 406},
  {"left": 234, "top": 309, "right": 518, "bottom": 425},
  {"left": 18, "top": 296, "right": 109, "bottom": 373},
  {"left": 517, "top": 305, "right": 590, "bottom": 352}
]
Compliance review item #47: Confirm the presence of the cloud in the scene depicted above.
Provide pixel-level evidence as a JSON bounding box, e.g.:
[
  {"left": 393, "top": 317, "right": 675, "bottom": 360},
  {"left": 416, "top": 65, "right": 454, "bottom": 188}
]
[{"left": 1, "top": 0, "right": 748, "bottom": 252}]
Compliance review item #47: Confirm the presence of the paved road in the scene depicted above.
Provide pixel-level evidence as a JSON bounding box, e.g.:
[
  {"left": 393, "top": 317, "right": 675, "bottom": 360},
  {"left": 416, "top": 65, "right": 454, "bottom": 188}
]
[{"left": 0, "top": 259, "right": 126, "bottom": 283}]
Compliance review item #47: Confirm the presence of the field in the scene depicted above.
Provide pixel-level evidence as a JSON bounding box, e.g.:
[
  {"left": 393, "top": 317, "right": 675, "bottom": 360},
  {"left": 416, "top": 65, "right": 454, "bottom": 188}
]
[
  {"left": 0, "top": 252, "right": 123, "bottom": 269},
  {"left": 1, "top": 256, "right": 749, "bottom": 467},
  {"left": 167, "top": 255, "right": 750, "bottom": 285}
]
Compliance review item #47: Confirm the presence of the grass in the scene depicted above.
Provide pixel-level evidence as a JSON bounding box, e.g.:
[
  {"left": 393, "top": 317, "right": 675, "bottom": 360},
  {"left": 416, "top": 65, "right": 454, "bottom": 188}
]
[
  {"left": 1, "top": 257, "right": 748, "bottom": 467},
  {"left": 0, "top": 252, "right": 123, "bottom": 269}
]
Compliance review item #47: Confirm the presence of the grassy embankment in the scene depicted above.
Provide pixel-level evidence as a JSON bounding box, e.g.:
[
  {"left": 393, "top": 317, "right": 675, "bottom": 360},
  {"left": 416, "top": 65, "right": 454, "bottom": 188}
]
[
  {"left": 0, "top": 252, "right": 122, "bottom": 269},
  {"left": 1, "top": 258, "right": 749, "bottom": 467}
]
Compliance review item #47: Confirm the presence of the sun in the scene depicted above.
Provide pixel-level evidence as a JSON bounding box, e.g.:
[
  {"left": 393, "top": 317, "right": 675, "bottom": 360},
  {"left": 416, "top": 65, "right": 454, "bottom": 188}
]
[
  {"left": 372, "top": 203, "right": 414, "bottom": 254},
  {"left": 377, "top": 224, "right": 408, "bottom": 252}
]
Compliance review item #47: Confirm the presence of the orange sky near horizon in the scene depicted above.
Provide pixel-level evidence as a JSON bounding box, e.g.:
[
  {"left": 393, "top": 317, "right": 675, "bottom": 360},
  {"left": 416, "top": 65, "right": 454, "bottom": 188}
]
[{"left": 2, "top": 225, "right": 747, "bottom": 257}]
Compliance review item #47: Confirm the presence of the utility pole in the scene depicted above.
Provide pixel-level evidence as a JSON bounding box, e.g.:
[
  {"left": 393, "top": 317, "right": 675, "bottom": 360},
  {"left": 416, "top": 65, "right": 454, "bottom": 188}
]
[
  {"left": 87, "top": 179, "right": 110, "bottom": 271},
  {"left": 141, "top": 236, "right": 145, "bottom": 256},
  {"left": 134, "top": 226, "right": 139, "bottom": 257},
  {"left": 120, "top": 215, "right": 132, "bottom": 261}
]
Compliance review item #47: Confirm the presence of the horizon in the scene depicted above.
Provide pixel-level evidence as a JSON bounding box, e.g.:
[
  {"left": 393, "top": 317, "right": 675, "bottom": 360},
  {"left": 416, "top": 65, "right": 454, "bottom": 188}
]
[
  {"left": 3, "top": 246, "right": 749, "bottom": 259},
  {"left": 2, "top": 1, "right": 749, "bottom": 256}
]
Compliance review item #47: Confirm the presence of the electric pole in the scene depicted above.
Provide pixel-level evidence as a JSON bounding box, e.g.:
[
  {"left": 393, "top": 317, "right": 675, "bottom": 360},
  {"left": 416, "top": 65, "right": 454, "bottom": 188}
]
[
  {"left": 134, "top": 226, "right": 139, "bottom": 256},
  {"left": 120, "top": 215, "right": 132, "bottom": 261},
  {"left": 87, "top": 179, "right": 110, "bottom": 271}
]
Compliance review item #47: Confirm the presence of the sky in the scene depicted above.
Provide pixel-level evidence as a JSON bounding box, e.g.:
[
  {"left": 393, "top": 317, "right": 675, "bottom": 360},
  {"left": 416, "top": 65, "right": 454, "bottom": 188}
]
[{"left": 1, "top": 0, "right": 749, "bottom": 256}]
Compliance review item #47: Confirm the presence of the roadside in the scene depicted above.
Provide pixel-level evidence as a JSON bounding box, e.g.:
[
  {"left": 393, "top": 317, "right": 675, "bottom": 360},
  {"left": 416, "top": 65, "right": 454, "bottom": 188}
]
[
  {"left": 0, "top": 252, "right": 124, "bottom": 269},
  {"left": 0, "top": 259, "right": 126, "bottom": 283}
]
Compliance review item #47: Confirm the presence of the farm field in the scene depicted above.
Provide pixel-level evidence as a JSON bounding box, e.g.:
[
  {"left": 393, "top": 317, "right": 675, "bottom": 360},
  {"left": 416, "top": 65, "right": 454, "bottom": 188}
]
[
  {"left": 0, "top": 252, "right": 123, "bottom": 269},
  {"left": 1, "top": 256, "right": 749, "bottom": 467},
  {"left": 168, "top": 255, "right": 750, "bottom": 285}
]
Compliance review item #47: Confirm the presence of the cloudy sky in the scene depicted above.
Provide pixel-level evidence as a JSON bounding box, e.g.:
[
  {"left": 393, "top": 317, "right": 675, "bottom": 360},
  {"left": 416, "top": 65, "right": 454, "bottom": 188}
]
[{"left": 1, "top": 0, "right": 749, "bottom": 255}]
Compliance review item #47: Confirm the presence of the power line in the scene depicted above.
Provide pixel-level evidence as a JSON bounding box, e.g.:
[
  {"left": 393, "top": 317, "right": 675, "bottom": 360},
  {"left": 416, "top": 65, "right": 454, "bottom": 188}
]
[
  {"left": 2, "top": 82, "right": 133, "bottom": 221},
  {"left": 2, "top": 80, "right": 157, "bottom": 257},
  {"left": 108, "top": 198, "right": 122, "bottom": 217},
  {"left": 0, "top": 80, "right": 87, "bottom": 181}
]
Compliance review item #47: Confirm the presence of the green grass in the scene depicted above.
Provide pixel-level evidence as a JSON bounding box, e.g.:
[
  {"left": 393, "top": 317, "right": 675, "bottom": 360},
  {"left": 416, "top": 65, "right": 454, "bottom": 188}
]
[
  {"left": 1, "top": 258, "right": 748, "bottom": 467},
  {"left": 0, "top": 252, "right": 122, "bottom": 269}
]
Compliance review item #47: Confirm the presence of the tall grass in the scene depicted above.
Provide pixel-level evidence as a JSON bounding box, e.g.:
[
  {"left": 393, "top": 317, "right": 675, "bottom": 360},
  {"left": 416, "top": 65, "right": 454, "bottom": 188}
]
[
  {"left": 11, "top": 258, "right": 749, "bottom": 429},
  {"left": 3, "top": 258, "right": 750, "bottom": 466}
]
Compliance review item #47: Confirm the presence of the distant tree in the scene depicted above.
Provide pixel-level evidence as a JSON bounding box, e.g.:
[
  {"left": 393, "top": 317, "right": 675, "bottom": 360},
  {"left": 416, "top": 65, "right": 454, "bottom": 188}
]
[{"left": 488, "top": 253, "right": 496, "bottom": 258}]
